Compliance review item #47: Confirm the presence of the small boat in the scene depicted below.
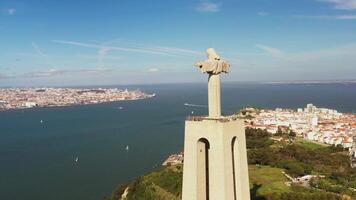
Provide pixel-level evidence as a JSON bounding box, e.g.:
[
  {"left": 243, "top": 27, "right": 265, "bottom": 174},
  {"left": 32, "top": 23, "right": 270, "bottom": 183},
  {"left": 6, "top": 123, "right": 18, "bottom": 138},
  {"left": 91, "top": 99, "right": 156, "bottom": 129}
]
[
  {"left": 191, "top": 111, "right": 194, "bottom": 114},
  {"left": 75, "top": 157, "right": 79, "bottom": 163},
  {"left": 40, "top": 120, "right": 43, "bottom": 124},
  {"left": 118, "top": 107, "right": 124, "bottom": 110},
  {"left": 125, "top": 145, "right": 129, "bottom": 151}
]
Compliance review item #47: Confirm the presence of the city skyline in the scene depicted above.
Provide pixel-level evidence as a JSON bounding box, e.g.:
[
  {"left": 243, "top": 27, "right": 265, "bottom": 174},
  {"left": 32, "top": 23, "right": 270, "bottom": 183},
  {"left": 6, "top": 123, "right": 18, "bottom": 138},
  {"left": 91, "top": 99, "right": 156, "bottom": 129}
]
[{"left": 1, "top": 0, "right": 356, "bottom": 86}]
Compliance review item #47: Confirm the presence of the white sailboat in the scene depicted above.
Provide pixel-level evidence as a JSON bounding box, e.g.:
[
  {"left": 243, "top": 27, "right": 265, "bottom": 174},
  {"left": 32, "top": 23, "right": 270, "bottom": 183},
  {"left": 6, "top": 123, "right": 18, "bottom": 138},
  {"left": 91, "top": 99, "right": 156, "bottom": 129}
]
[
  {"left": 125, "top": 145, "right": 129, "bottom": 151},
  {"left": 75, "top": 156, "right": 79, "bottom": 163}
]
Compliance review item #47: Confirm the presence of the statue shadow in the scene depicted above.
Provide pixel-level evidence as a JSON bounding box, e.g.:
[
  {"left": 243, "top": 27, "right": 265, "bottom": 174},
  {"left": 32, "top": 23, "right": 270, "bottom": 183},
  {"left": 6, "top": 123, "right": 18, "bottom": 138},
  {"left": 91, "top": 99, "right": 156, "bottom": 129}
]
[{"left": 250, "top": 184, "right": 266, "bottom": 200}]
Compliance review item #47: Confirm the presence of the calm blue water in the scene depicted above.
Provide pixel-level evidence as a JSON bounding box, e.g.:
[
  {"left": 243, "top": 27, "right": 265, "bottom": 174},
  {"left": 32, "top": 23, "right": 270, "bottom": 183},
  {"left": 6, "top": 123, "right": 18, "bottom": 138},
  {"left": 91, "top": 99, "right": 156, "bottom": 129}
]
[{"left": 0, "top": 83, "right": 355, "bottom": 200}]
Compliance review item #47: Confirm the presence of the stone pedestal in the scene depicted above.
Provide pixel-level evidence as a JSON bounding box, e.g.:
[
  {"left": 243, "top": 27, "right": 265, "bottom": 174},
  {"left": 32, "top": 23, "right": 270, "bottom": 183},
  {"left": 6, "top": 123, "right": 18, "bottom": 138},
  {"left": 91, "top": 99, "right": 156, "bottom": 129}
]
[{"left": 182, "top": 118, "right": 251, "bottom": 200}]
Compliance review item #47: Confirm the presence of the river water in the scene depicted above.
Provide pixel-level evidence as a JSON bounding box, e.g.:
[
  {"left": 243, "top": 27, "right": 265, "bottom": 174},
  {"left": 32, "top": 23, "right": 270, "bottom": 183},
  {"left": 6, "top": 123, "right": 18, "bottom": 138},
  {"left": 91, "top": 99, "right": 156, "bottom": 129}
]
[{"left": 0, "top": 83, "right": 355, "bottom": 200}]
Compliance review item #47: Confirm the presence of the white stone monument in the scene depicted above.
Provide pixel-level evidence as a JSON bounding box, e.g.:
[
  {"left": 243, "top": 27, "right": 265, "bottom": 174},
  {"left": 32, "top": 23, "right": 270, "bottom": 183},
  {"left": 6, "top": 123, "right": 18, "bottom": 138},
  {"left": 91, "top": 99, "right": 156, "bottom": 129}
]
[{"left": 182, "top": 48, "right": 250, "bottom": 200}]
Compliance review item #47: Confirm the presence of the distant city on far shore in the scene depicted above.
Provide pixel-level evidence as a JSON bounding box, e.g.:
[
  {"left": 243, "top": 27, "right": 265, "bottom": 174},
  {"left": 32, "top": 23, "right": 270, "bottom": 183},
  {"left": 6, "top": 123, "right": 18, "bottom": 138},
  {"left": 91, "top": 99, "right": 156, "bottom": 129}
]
[{"left": 0, "top": 88, "right": 156, "bottom": 111}]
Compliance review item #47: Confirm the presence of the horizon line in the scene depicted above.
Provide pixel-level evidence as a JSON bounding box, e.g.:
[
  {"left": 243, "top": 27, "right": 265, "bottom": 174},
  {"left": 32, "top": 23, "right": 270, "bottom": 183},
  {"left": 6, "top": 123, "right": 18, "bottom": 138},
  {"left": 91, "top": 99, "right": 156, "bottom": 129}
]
[{"left": 1, "top": 79, "right": 356, "bottom": 88}]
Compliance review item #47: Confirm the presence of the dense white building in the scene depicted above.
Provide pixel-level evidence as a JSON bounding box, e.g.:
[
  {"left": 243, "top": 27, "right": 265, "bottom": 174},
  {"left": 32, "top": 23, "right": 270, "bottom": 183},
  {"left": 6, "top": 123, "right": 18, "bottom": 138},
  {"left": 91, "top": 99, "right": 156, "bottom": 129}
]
[
  {"left": 246, "top": 104, "right": 355, "bottom": 149},
  {"left": 23, "top": 102, "right": 37, "bottom": 108}
]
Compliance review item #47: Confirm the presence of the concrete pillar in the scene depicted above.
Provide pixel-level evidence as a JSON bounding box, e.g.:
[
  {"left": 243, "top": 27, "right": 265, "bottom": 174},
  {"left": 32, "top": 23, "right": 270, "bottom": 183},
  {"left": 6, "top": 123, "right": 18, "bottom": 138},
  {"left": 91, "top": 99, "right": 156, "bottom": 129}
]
[
  {"left": 182, "top": 119, "right": 251, "bottom": 200},
  {"left": 208, "top": 74, "right": 221, "bottom": 118}
]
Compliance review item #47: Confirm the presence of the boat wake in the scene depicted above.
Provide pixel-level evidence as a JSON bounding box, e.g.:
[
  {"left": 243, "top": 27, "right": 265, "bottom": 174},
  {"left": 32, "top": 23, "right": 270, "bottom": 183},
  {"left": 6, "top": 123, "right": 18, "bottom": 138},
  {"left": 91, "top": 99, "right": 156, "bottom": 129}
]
[{"left": 184, "top": 103, "right": 207, "bottom": 108}]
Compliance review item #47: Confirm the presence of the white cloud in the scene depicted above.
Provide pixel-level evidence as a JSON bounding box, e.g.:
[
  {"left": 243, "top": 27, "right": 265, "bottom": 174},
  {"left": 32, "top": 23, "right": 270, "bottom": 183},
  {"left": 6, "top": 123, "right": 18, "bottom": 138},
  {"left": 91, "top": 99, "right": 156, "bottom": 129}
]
[
  {"left": 147, "top": 68, "right": 159, "bottom": 72},
  {"left": 317, "top": 0, "right": 356, "bottom": 10},
  {"left": 196, "top": 2, "right": 220, "bottom": 12}
]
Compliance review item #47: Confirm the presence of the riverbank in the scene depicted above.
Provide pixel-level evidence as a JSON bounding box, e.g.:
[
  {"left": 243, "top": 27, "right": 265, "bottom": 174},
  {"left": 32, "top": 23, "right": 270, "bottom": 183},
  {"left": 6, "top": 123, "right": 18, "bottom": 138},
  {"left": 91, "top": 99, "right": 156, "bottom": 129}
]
[{"left": 0, "top": 88, "right": 155, "bottom": 111}]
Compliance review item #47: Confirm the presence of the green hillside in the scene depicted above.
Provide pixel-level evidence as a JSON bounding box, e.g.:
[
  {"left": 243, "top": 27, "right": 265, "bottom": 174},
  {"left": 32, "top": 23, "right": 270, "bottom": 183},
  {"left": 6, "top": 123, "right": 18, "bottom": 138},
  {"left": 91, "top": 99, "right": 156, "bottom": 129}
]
[{"left": 104, "top": 128, "right": 356, "bottom": 200}]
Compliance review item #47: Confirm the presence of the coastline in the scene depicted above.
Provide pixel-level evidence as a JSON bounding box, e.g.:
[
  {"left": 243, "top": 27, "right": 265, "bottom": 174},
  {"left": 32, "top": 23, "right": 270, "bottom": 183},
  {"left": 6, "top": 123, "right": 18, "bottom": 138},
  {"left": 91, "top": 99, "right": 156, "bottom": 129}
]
[
  {"left": 0, "top": 87, "right": 156, "bottom": 112},
  {"left": 0, "top": 95, "right": 155, "bottom": 112}
]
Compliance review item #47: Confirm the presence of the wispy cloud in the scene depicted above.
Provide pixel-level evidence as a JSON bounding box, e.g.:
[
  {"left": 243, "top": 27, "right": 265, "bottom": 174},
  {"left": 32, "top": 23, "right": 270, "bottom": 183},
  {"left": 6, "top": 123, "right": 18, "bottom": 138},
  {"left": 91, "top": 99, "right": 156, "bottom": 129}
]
[
  {"left": 256, "top": 43, "right": 356, "bottom": 65},
  {"left": 96, "top": 40, "right": 127, "bottom": 68},
  {"left": 31, "top": 42, "right": 53, "bottom": 67},
  {"left": 317, "top": 0, "right": 356, "bottom": 10},
  {"left": 256, "top": 44, "right": 285, "bottom": 58},
  {"left": 7, "top": 8, "right": 16, "bottom": 15},
  {"left": 196, "top": 2, "right": 221, "bottom": 12},
  {"left": 257, "top": 11, "right": 269, "bottom": 16},
  {"left": 294, "top": 14, "right": 356, "bottom": 20},
  {"left": 97, "top": 47, "right": 111, "bottom": 68},
  {"left": 1, "top": 8, "right": 16, "bottom": 15},
  {"left": 248, "top": 43, "right": 356, "bottom": 81},
  {"left": 147, "top": 68, "right": 159, "bottom": 72},
  {"left": 0, "top": 68, "right": 113, "bottom": 80},
  {"left": 31, "top": 42, "right": 47, "bottom": 58},
  {"left": 52, "top": 40, "right": 202, "bottom": 57},
  {"left": 22, "top": 68, "right": 113, "bottom": 78},
  {"left": 77, "top": 54, "right": 122, "bottom": 60},
  {"left": 52, "top": 40, "right": 172, "bottom": 56},
  {"left": 148, "top": 46, "right": 202, "bottom": 56},
  {"left": 23, "top": 69, "right": 66, "bottom": 78},
  {"left": 0, "top": 73, "right": 10, "bottom": 79}
]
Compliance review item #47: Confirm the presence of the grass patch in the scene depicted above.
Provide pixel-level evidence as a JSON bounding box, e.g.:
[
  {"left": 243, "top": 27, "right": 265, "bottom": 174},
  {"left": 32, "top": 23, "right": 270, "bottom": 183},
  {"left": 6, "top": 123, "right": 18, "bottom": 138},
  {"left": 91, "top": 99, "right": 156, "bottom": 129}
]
[
  {"left": 124, "top": 165, "right": 182, "bottom": 200},
  {"left": 249, "top": 165, "right": 290, "bottom": 197},
  {"left": 294, "top": 139, "right": 326, "bottom": 150}
]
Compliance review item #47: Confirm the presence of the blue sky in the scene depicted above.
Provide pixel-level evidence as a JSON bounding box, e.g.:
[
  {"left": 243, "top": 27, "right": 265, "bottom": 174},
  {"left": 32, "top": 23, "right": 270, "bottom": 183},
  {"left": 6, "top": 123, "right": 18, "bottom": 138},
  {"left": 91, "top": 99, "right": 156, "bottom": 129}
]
[{"left": 0, "top": 0, "right": 356, "bottom": 86}]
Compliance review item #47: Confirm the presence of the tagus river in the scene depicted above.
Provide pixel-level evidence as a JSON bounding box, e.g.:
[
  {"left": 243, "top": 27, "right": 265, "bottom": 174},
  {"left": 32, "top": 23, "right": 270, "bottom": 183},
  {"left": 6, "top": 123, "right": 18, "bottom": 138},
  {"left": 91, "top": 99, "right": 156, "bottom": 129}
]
[{"left": 0, "top": 83, "right": 355, "bottom": 200}]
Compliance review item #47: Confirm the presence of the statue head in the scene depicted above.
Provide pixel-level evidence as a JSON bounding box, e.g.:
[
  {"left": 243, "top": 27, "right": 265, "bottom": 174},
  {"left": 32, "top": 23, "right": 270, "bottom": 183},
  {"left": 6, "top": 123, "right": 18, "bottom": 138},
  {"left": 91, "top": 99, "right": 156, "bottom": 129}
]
[
  {"left": 195, "top": 48, "right": 230, "bottom": 75},
  {"left": 207, "top": 48, "right": 220, "bottom": 61}
]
